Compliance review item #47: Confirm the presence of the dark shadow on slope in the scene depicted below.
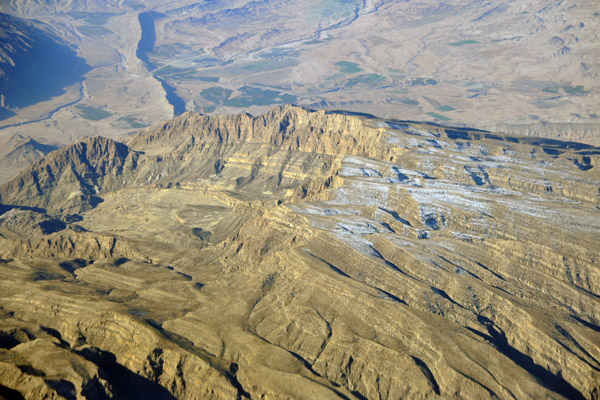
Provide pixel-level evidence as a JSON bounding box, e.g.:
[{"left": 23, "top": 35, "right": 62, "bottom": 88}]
[
  {"left": 445, "top": 129, "right": 471, "bottom": 140},
  {"left": 308, "top": 252, "right": 351, "bottom": 278},
  {"left": 134, "top": 318, "right": 252, "bottom": 399},
  {"left": 574, "top": 156, "right": 593, "bottom": 171},
  {"left": 308, "top": 251, "right": 408, "bottom": 305},
  {"left": 571, "top": 315, "right": 600, "bottom": 333},
  {"left": 475, "top": 261, "right": 506, "bottom": 281},
  {"left": 0, "top": 108, "right": 16, "bottom": 120},
  {"left": 423, "top": 216, "right": 439, "bottom": 230},
  {"left": 0, "top": 204, "right": 47, "bottom": 216},
  {"left": 38, "top": 219, "right": 67, "bottom": 234},
  {"left": 0, "top": 331, "right": 21, "bottom": 349},
  {"left": 58, "top": 258, "right": 90, "bottom": 275},
  {"left": 380, "top": 222, "right": 395, "bottom": 233},
  {"left": 0, "top": 13, "right": 91, "bottom": 114},
  {"left": 390, "top": 168, "right": 410, "bottom": 183},
  {"left": 27, "top": 140, "right": 60, "bottom": 155},
  {"left": 76, "top": 347, "right": 176, "bottom": 400},
  {"left": 431, "top": 287, "right": 464, "bottom": 308},
  {"left": 555, "top": 324, "right": 600, "bottom": 371},
  {"left": 411, "top": 356, "right": 440, "bottom": 395},
  {"left": 527, "top": 138, "right": 595, "bottom": 151},
  {"left": 16, "top": 364, "right": 46, "bottom": 377},
  {"left": 31, "top": 270, "right": 67, "bottom": 281},
  {"left": 370, "top": 246, "right": 407, "bottom": 275},
  {"left": 379, "top": 207, "right": 412, "bottom": 226},
  {"left": 325, "top": 110, "right": 378, "bottom": 119},
  {"left": 377, "top": 289, "right": 407, "bottom": 305},
  {"left": 0, "top": 385, "right": 25, "bottom": 400},
  {"left": 45, "top": 380, "right": 76, "bottom": 400},
  {"left": 470, "top": 316, "right": 585, "bottom": 400}
]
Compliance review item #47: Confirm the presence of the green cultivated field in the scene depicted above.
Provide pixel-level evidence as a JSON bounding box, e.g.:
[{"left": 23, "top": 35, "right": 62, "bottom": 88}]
[
  {"left": 335, "top": 61, "right": 363, "bottom": 74},
  {"left": 401, "top": 98, "right": 419, "bottom": 106},
  {"left": 426, "top": 112, "right": 451, "bottom": 121},
  {"left": 311, "top": 0, "right": 359, "bottom": 20},
  {"left": 117, "top": 116, "right": 149, "bottom": 129},
  {"left": 201, "top": 86, "right": 297, "bottom": 108},
  {"left": 150, "top": 43, "right": 193, "bottom": 59},
  {"left": 449, "top": 40, "right": 480, "bottom": 46},
  {"left": 78, "top": 25, "right": 112, "bottom": 36},
  {"left": 344, "top": 74, "right": 385, "bottom": 88},
  {"left": 75, "top": 105, "right": 112, "bottom": 121},
  {"left": 201, "top": 87, "right": 234, "bottom": 103},
  {"left": 543, "top": 85, "right": 587, "bottom": 95},
  {"left": 68, "top": 12, "right": 115, "bottom": 25},
  {"left": 412, "top": 78, "right": 437, "bottom": 86}
]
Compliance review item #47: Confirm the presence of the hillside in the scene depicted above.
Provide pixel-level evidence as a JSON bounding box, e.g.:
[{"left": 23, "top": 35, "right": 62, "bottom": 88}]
[
  {"left": 0, "top": 13, "right": 88, "bottom": 114},
  {"left": 0, "top": 134, "right": 58, "bottom": 183},
  {"left": 0, "top": 106, "right": 598, "bottom": 399}
]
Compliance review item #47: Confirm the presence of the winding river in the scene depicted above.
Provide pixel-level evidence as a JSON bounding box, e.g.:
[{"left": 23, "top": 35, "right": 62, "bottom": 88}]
[{"left": 136, "top": 12, "right": 187, "bottom": 116}]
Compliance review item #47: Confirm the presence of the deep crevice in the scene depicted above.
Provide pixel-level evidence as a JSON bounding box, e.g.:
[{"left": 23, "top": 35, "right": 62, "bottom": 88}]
[
  {"left": 475, "top": 316, "right": 585, "bottom": 400},
  {"left": 411, "top": 356, "right": 440, "bottom": 395}
]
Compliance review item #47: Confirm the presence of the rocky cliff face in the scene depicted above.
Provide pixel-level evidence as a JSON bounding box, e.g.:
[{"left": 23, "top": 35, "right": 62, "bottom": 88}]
[
  {"left": 0, "top": 136, "right": 140, "bottom": 214},
  {"left": 0, "top": 105, "right": 599, "bottom": 399}
]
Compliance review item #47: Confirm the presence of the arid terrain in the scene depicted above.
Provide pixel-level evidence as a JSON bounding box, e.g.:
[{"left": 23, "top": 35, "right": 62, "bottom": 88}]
[
  {"left": 0, "top": 1, "right": 599, "bottom": 399},
  {"left": 0, "top": 0, "right": 599, "bottom": 162},
  {"left": 0, "top": 106, "right": 599, "bottom": 399}
]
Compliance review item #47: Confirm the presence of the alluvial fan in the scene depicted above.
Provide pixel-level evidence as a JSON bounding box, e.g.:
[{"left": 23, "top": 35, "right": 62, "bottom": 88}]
[{"left": 0, "top": 105, "right": 599, "bottom": 399}]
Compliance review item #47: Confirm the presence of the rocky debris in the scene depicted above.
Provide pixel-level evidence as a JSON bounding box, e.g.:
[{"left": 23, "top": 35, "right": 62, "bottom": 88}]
[
  {"left": 0, "top": 230, "right": 137, "bottom": 261},
  {"left": 0, "top": 208, "right": 66, "bottom": 236}
]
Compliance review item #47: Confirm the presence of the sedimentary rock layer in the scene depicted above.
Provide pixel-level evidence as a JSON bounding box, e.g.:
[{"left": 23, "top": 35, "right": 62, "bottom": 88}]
[{"left": 0, "top": 105, "right": 598, "bottom": 399}]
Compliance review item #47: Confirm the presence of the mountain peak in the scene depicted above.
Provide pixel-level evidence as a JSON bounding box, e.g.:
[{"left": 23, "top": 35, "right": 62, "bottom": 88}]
[{"left": 0, "top": 136, "right": 139, "bottom": 213}]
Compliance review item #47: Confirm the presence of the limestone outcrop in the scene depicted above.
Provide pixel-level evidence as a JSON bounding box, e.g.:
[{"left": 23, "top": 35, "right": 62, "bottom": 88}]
[{"left": 0, "top": 106, "right": 598, "bottom": 399}]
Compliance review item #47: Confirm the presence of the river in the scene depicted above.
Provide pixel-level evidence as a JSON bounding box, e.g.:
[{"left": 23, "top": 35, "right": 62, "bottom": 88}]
[{"left": 136, "top": 12, "right": 187, "bottom": 116}]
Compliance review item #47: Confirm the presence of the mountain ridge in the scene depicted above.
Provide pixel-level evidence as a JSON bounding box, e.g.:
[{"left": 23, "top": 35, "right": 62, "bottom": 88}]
[
  {"left": 3, "top": 105, "right": 598, "bottom": 215},
  {"left": 0, "top": 106, "right": 598, "bottom": 399}
]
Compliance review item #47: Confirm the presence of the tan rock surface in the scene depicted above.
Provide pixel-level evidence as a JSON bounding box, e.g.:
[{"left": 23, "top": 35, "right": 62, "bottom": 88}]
[{"left": 0, "top": 106, "right": 599, "bottom": 399}]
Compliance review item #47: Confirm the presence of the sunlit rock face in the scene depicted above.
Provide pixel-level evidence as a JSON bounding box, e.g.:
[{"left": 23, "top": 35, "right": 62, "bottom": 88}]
[{"left": 0, "top": 106, "right": 598, "bottom": 399}]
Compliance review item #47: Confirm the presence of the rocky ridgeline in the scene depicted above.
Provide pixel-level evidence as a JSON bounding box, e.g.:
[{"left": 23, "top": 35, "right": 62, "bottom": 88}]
[
  {"left": 3, "top": 105, "right": 597, "bottom": 212},
  {"left": 0, "top": 106, "right": 599, "bottom": 399}
]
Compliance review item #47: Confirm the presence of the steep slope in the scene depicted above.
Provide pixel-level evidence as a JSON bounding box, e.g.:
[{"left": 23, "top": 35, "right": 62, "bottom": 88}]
[
  {"left": 0, "top": 136, "right": 140, "bottom": 214},
  {"left": 0, "top": 12, "right": 89, "bottom": 113},
  {"left": 0, "top": 136, "right": 58, "bottom": 167},
  {"left": 0, "top": 134, "right": 59, "bottom": 184},
  {"left": 0, "top": 106, "right": 599, "bottom": 399}
]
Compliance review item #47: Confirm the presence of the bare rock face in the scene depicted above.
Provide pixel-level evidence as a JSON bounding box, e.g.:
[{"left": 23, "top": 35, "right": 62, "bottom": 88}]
[
  {"left": 0, "top": 136, "right": 140, "bottom": 214},
  {"left": 0, "top": 134, "right": 59, "bottom": 184},
  {"left": 0, "top": 105, "right": 599, "bottom": 399}
]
